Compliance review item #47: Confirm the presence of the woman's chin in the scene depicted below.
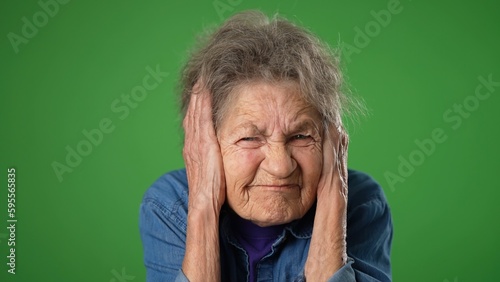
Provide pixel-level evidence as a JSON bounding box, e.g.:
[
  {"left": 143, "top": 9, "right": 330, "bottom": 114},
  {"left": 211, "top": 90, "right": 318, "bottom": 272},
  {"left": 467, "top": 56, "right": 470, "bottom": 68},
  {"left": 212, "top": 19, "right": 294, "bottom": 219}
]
[{"left": 235, "top": 202, "right": 306, "bottom": 227}]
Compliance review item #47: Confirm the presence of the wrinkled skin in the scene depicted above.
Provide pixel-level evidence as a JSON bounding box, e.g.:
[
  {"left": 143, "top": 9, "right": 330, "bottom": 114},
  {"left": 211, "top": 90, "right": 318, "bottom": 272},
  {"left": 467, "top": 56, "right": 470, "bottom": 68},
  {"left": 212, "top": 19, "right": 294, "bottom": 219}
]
[
  {"left": 217, "top": 81, "right": 324, "bottom": 227},
  {"left": 182, "top": 80, "right": 349, "bottom": 281}
]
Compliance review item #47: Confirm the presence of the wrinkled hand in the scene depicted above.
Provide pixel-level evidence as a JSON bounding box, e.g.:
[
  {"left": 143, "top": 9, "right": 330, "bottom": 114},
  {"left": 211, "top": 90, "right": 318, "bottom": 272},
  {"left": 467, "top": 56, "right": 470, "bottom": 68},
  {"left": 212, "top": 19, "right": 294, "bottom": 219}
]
[
  {"left": 318, "top": 123, "right": 349, "bottom": 258},
  {"left": 305, "top": 123, "right": 349, "bottom": 280},
  {"left": 182, "top": 81, "right": 226, "bottom": 214},
  {"left": 317, "top": 123, "right": 349, "bottom": 213}
]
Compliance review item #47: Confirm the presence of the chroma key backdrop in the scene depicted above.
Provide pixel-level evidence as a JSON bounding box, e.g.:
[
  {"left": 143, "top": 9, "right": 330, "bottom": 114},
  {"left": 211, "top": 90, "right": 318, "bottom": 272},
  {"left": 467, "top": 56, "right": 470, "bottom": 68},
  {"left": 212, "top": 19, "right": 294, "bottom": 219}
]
[{"left": 1, "top": 0, "right": 499, "bottom": 281}]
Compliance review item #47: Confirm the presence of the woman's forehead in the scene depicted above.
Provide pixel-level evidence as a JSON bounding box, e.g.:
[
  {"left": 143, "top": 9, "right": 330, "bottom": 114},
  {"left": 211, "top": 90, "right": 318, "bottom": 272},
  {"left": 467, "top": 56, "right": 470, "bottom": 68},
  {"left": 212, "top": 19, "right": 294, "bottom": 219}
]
[
  {"left": 225, "top": 104, "right": 321, "bottom": 134},
  {"left": 230, "top": 118, "right": 322, "bottom": 133},
  {"left": 229, "top": 81, "right": 307, "bottom": 111},
  {"left": 216, "top": 81, "right": 322, "bottom": 132}
]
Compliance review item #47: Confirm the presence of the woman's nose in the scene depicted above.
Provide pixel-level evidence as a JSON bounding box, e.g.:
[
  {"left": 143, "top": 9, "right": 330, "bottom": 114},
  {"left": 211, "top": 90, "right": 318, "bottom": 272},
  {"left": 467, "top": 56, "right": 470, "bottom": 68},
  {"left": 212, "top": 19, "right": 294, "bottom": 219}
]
[{"left": 261, "top": 143, "right": 297, "bottom": 178}]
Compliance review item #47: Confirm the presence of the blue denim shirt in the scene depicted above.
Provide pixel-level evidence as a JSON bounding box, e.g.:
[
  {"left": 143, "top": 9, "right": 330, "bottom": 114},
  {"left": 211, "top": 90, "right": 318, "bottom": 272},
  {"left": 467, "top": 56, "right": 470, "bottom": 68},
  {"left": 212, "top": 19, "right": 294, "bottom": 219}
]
[{"left": 139, "top": 169, "right": 393, "bottom": 281}]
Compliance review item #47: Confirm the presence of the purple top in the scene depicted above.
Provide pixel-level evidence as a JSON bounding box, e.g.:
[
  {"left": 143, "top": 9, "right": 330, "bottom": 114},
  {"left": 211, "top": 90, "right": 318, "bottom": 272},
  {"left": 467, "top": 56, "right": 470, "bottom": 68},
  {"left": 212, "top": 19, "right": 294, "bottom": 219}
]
[{"left": 231, "top": 213, "right": 285, "bottom": 282}]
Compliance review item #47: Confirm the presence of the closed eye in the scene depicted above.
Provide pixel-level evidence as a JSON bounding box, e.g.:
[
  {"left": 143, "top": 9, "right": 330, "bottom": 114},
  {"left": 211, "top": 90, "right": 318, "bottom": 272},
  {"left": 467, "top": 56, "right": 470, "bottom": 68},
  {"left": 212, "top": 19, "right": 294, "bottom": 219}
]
[
  {"left": 288, "top": 134, "right": 314, "bottom": 146},
  {"left": 237, "top": 137, "right": 263, "bottom": 148},
  {"left": 240, "top": 137, "right": 259, "bottom": 142},
  {"left": 290, "top": 134, "right": 310, "bottom": 140}
]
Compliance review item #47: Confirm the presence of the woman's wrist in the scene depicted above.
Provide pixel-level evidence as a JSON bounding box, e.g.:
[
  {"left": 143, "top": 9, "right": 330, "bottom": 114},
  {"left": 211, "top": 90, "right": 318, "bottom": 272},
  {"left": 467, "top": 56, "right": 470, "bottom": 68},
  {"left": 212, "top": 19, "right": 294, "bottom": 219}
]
[{"left": 183, "top": 205, "right": 221, "bottom": 282}]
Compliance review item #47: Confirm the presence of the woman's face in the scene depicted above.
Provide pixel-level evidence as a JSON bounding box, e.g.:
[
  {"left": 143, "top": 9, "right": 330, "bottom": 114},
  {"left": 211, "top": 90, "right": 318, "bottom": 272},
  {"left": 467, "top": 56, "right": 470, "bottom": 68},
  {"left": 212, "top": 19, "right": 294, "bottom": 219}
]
[{"left": 217, "top": 81, "right": 323, "bottom": 227}]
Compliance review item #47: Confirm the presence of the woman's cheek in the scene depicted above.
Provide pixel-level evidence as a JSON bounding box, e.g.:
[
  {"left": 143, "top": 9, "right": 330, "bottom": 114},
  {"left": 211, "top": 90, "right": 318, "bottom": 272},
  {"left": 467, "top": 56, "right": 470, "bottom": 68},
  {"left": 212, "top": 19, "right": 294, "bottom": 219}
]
[
  {"left": 238, "top": 147, "right": 263, "bottom": 170},
  {"left": 222, "top": 146, "right": 262, "bottom": 177},
  {"left": 291, "top": 145, "right": 322, "bottom": 168}
]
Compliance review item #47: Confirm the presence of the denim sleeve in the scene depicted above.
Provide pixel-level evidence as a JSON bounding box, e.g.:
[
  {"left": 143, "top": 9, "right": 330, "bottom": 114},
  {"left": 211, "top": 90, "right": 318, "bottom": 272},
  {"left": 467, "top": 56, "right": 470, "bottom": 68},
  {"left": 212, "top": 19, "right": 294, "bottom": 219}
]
[
  {"left": 293, "top": 258, "right": 356, "bottom": 282},
  {"left": 347, "top": 197, "right": 393, "bottom": 281},
  {"left": 175, "top": 270, "right": 190, "bottom": 282},
  {"left": 327, "top": 258, "right": 356, "bottom": 281},
  {"left": 139, "top": 197, "right": 188, "bottom": 282}
]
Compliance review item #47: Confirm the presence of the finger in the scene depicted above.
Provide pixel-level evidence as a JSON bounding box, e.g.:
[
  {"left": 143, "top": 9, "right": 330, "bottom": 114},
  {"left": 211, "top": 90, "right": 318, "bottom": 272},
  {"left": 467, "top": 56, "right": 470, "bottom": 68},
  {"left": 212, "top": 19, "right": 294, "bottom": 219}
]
[
  {"left": 183, "top": 83, "right": 202, "bottom": 161},
  {"left": 339, "top": 127, "right": 348, "bottom": 173},
  {"left": 337, "top": 128, "right": 349, "bottom": 194},
  {"left": 192, "top": 81, "right": 200, "bottom": 95},
  {"left": 183, "top": 79, "right": 204, "bottom": 132},
  {"left": 326, "top": 123, "right": 349, "bottom": 191},
  {"left": 192, "top": 81, "right": 211, "bottom": 141},
  {"left": 183, "top": 82, "right": 199, "bottom": 129},
  {"left": 321, "top": 124, "right": 335, "bottom": 175},
  {"left": 197, "top": 85, "right": 218, "bottom": 140}
]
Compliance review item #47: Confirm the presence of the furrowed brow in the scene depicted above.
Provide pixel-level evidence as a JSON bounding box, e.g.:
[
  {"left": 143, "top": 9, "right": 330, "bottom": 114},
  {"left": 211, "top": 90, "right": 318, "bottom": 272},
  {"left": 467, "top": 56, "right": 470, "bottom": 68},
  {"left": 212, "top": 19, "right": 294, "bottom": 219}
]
[
  {"left": 291, "top": 119, "right": 321, "bottom": 133},
  {"left": 234, "top": 122, "right": 262, "bottom": 134}
]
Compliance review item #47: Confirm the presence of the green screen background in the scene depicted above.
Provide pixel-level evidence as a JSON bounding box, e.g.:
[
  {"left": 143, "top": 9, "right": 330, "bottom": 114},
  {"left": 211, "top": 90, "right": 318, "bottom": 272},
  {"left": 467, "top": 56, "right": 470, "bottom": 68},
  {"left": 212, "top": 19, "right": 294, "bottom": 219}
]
[{"left": 1, "top": 0, "right": 499, "bottom": 281}]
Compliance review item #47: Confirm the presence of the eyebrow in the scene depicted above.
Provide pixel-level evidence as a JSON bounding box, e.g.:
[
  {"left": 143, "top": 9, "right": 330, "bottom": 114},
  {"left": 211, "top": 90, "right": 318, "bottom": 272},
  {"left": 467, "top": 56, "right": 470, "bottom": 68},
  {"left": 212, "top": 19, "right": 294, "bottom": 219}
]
[
  {"left": 232, "top": 119, "right": 321, "bottom": 136},
  {"left": 291, "top": 119, "right": 321, "bottom": 133},
  {"left": 233, "top": 122, "right": 263, "bottom": 134}
]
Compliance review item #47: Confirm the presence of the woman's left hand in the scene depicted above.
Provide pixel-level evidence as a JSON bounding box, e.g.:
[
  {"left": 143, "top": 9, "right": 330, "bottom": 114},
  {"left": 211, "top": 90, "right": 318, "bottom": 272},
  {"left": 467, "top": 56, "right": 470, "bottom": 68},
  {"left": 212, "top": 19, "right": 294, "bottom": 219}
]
[{"left": 305, "top": 123, "right": 349, "bottom": 280}]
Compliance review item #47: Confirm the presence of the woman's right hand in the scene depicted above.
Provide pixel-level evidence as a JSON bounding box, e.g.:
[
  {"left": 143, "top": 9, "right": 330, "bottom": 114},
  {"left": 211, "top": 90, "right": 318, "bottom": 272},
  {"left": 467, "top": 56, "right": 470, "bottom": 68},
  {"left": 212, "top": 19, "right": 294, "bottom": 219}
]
[
  {"left": 182, "top": 81, "right": 226, "bottom": 215},
  {"left": 182, "top": 81, "right": 226, "bottom": 282}
]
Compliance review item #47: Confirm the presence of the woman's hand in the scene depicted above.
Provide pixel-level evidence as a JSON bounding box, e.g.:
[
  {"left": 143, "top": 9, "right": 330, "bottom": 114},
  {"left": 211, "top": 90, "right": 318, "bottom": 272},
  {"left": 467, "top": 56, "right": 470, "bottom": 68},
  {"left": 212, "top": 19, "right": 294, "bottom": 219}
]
[
  {"left": 182, "top": 81, "right": 225, "bottom": 282},
  {"left": 305, "top": 123, "right": 349, "bottom": 281},
  {"left": 317, "top": 124, "right": 349, "bottom": 208},
  {"left": 182, "top": 81, "right": 226, "bottom": 214}
]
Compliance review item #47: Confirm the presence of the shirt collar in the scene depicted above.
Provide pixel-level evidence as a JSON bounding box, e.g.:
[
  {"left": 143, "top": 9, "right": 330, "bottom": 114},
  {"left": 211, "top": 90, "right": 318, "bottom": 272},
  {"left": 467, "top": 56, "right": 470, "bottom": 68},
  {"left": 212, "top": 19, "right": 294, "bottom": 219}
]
[{"left": 220, "top": 203, "right": 315, "bottom": 241}]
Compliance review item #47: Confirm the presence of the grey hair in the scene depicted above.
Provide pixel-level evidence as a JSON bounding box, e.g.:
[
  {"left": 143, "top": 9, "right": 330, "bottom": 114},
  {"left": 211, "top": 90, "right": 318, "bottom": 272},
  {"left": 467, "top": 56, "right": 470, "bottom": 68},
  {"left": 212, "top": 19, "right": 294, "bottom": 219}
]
[{"left": 180, "top": 10, "right": 359, "bottom": 131}]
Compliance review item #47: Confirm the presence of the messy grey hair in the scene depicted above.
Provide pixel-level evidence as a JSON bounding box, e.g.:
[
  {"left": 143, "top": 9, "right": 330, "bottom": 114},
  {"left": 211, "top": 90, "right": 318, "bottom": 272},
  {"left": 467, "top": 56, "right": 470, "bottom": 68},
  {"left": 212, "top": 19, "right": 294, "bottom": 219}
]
[{"left": 180, "top": 10, "right": 355, "bottom": 130}]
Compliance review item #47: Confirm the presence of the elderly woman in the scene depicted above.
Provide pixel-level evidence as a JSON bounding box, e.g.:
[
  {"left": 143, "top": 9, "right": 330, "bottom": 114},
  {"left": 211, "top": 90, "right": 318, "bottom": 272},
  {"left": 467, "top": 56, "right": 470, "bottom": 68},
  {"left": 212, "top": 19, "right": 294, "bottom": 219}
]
[{"left": 140, "top": 11, "right": 392, "bottom": 282}]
